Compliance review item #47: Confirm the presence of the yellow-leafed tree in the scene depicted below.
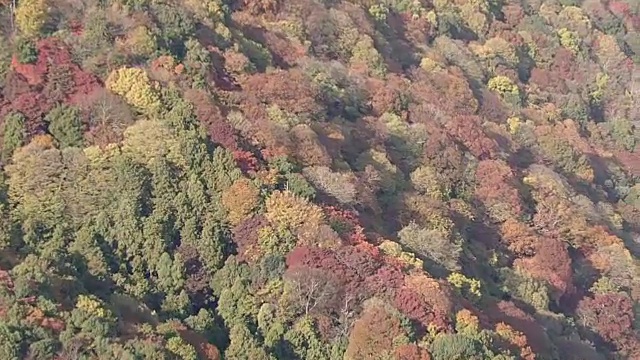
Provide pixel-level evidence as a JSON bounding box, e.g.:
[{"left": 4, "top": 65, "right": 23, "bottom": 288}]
[
  {"left": 265, "top": 190, "right": 324, "bottom": 232},
  {"left": 15, "top": 0, "right": 49, "bottom": 38},
  {"left": 106, "top": 67, "right": 162, "bottom": 114},
  {"left": 222, "top": 178, "right": 261, "bottom": 225}
]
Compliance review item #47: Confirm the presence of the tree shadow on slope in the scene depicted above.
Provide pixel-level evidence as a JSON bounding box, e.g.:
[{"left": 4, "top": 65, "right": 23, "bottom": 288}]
[{"left": 230, "top": 20, "right": 302, "bottom": 71}]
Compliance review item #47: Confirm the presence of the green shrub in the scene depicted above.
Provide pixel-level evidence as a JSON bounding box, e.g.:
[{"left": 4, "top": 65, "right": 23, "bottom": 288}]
[
  {"left": 430, "top": 333, "right": 481, "bottom": 360},
  {"left": 166, "top": 336, "right": 197, "bottom": 360},
  {"left": 285, "top": 173, "right": 316, "bottom": 200},
  {"left": 45, "top": 105, "right": 84, "bottom": 148},
  {"left": 499, "top": 268, "right": 550, "bottom": 311},
  {"left": 609, "top": 118, "right": 637, "bottom": 151},
  {"left": 2, "top": 112, "right": 27, "bottom": 161},
  {"left": 16, "top": 38, "right": 37, "bottom": 64}
]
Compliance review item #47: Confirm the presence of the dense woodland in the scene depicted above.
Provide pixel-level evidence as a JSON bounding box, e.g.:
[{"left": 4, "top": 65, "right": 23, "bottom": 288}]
[{"left": 0, "top": 0, "right": 639, "bottom": 358}]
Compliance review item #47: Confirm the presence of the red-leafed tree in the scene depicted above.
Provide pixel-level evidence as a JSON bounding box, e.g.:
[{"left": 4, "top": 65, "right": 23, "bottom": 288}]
[
  {"left": 420, "top": 126, "right": 466, "bottom": 186},
  {"left": 577, "top": 293, "right": 640, "bottom": 358},
  {"left": 402, "top": 12, "right": 436, "bottom": 47},
  {"left": 502, "top": 4, "right": 525, "bottom": 29},
  {"left": 443, "top": 115, "right": 499, "bottom": 160},
  {"left": 323, "top": 205, "right": 368, "bottom": 244},
  {"left": 478, "top": 89, "right": 510, "bottom": 124},
  {"left": 368, "top": 74, "right": 411, "bottom": 117},
  {"left": 577, "top": 292, "right": 640, "bottom": 354},
  {"left": 184, "top": 88, "right": 239, "bottom": 151},
  {"left": 11, "top": 92, "right": 49, "bottom": 137},
  {"left": 363, "top": 264, "right": 404, "bottom": 298},
  {"left": 286, "top": 245, "right": 383, "bottom": 299},
  {"left": 609, "top": 1, "right": 631, "bottom": 18},
  {"left": 10, "top": 56, "right": 46, "bottom": 86},
  {"left": 12, "top": 38, "right": 100, "bottom": 103},
  {"left": 410, "top": 67, "right": 478, "bottom": 117},
  {"left": 334, "top": 245, "right": 382, "bottom": 281},
  {"left": 2, "top": 71, "right": 31, "bottom": 102},
  {"left": 487, "top": 301, "right": 556, "bottom": 356},
  {"left": 394, "top": 274, "right": 455, "bottom": 333},
  {"left": 549, "top": 48, "right": 584, "bottom": 85},
  {"left": 232, "top": 215, "right": 269, "bottom": 262},
  {"left": 176, "top": 243, "right": 211, "bottom": 308},
  {"left": 529, "top": 67, "right": 568, "bottom": 95},
  {"left": 3, "top": 38, "right": 101, "bottom": 140},
  {"left": 515, "top": 237, "right": 574, "bottom": 304},
  {"left": 475, "top": 159, "right": 523, "bottom": 222},
  {"left": 394, "top": 287, "right": 437, "bottom": 331},
  {"left": 232, "top": 150, "right": 260, "bottom": 173}
]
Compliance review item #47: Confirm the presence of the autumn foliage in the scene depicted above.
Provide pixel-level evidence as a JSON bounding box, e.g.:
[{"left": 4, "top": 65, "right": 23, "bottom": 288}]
[{"left": 1, "top": 0, "right": 640, "bottom": 358}]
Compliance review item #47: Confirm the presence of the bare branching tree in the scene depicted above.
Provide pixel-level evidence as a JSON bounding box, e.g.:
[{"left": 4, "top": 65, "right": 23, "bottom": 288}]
[
  {"left": 284, "top": 267, "right": 340, "bottom": 316},
  {"left": 331, "top": 293, "right": 357, "bottom": 339}
]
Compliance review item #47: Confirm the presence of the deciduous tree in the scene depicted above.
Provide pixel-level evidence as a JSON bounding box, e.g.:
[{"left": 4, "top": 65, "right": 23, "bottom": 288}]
[
  {"left": 221, "top": 178, "right": 260, "bottom": 226},
  {"left": 283, "top": 267, "right": 341, "bottom": 316},
  {"left": 577, "top": 292, "right": 638, "bottom": 353},
  {"left": 15, "top": 0, "right": 49, "bottom": 38},
  {"left": 398, "top": 221, "right": 462, "bottom": 273},
  {"left": 344, "top": 299, "right": 411, "bottom": 360},
  {"left": 265, "top": 190, "right": 324, "bottom": 232},
  {"left": 105, "top": 67, "right": 161, "bottom": 114}
]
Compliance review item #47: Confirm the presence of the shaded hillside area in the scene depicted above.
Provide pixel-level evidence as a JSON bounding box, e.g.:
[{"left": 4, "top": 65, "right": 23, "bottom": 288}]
[{"left": 0, "top": 0, "right": 640, "bottom": 359}]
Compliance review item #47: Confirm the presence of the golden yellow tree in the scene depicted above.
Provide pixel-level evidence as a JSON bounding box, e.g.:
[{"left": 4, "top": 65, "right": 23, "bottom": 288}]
[
  {"left": 106, "top": 67, "right": 162, "bottom": 114},
  {"left": 265, "top": 190, "right": 324, "bottom": 232},
  {"left": 221, "top": 178, "right": 260, "bottom": 225},
  {"left": 15, "top": 0, "right": 49, "bottom": 38}
]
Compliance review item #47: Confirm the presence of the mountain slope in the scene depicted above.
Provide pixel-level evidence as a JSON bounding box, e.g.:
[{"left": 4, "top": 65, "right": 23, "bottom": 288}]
[{"left": 0, "top": 0, "right": 639, "bottom": 359}]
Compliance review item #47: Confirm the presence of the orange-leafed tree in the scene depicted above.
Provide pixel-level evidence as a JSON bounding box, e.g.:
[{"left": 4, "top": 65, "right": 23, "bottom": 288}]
[
  {"left": 344, "top": 298, "right": 412, "bottom": 360},
  {"left": 395, "top": 344, "right": 432, "bottom": 360},
  {"left": 495, "top": 322, "right": 535, "bottom": 360},
  {"left": 221, "top": 178, "right": 261, "bottom": 226},
  {"left": 499, "top": 218, "right": 539, "bottom": 257},
  {"left": 240, "top": 68, "right": 323, "bottom": 120},
  {"left": 289, "top": 124, "right": 332, "bottom": 167}
]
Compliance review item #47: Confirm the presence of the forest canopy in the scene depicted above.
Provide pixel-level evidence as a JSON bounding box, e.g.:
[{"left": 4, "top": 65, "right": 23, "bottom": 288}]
[{"left": 0, "top": 0, "right": 639, "bottom": 359}]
